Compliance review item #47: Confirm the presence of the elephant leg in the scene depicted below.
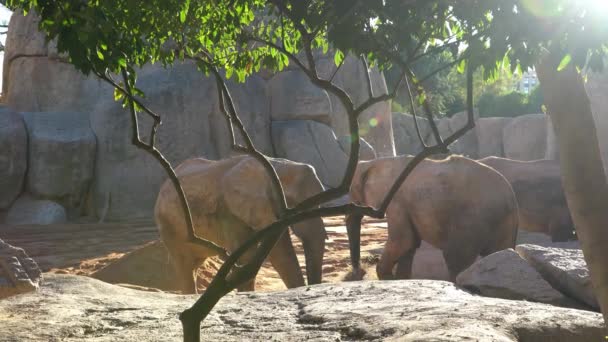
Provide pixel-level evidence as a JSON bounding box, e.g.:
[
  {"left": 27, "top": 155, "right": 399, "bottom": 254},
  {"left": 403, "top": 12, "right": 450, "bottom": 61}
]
[
  {"left": 269, "top": 228, "right": 306, "bottom": 289},
  {"left": 291, "top": 217, "right": 326, "bottom": 285},
  {"left": 377, "top": 214, "right": 418, "bottom": 280},
  {"left": 394, "top": 248, "right": 417, "bottom": 279},
  {"left": 345, "top": 213, "right": 363, "bottom": 273},
  {"left": 168, "top": 244, "right": 204, "bottom": 294},
  {"left": 443, "top": 237, "right": 480, "bottom": 282}
]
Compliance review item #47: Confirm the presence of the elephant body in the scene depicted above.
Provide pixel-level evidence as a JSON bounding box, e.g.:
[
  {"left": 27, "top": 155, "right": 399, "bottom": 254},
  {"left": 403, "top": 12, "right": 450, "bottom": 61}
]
[
  {"left": 479, "top": 156, "right": 575, "bottom": 242},
  {"left": 155, "top": 155, "right": 326, "bottom": 293},
  {"left": 348, "top": 155, "right": 518, "bottom": 281}
]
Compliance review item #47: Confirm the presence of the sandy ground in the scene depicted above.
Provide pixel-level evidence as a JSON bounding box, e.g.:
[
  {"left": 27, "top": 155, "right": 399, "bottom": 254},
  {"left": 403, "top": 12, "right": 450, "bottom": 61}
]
[{"left": 1, "top": 216, "right": 389, "bottom": 292}]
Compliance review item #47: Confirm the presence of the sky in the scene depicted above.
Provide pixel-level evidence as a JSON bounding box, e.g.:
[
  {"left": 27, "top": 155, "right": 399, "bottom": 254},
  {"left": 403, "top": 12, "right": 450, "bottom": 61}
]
[{"left": 0, "top": 4, "right": 12, "bottom": 90}]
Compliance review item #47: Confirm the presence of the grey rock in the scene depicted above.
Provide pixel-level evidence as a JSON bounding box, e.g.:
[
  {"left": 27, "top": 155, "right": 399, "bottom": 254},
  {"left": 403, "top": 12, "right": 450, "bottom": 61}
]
[
  {"left": 516, "top": 244, "right": 598, "bottom": 309},
  {"left": 5, "top": 195, "right": 67, "bottom": 225},
  {"left": 21, "top": 111, "right": 96, "bottom": 212},
  {"left": 476, "top": 117, "right": 512, "bottom": 158},
  {"left": 516, "top": 230, "right": 580, "bottom": 249},
  {"left": 411, "top": 241, "right": 451, "bottom": 280},
  {"left": 337, "top": 136, "right": 376, "bottom": 161},
  {"left": 0, "top": 107, "right": 27, "bottom": 209},
  {"left": 272, "top": 120, "right": 348, "bottom": 187},
  {"left": 457, "top": 249, "right": 575, "bottom": 307},
  {"left": 392, "top": 112, "right": 433, "bottom": 155},
  {"left": 448, "top": 110, "right": 479, "bottom": 157},
  {"left": 317, "top": 54, "right": 395, "bottom": 157},
  {"left": 268, "top": 69, "right": 332, "bottom": 123},
  {"left": 0, "top": 239, "right": 41, "bottom": 299},
  {"left": 0, "top": 274, "right": 604, "bottom": 341},
  {"left": 503, "top": 114, "right": 548, "bottom": 161}
]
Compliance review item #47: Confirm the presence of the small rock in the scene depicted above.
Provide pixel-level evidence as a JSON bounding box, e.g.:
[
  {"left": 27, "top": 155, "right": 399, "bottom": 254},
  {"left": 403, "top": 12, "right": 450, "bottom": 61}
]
[
  {"left": 0, "top": 239, "right": 42, "bottom": 299},
  {"left": 456, "top": 249, "right": 577, "bottom": 307},
  {"left": 6, "top": 195, "right": 67, "bottom": 225},
  {"left": 516, "top": 244, "right": 598, "bottom": 309}
]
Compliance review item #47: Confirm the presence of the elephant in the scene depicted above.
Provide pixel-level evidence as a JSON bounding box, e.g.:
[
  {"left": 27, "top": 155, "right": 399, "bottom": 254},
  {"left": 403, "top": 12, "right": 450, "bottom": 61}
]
[
  {"left": 155, "top": 155, "right": 326, "bottom": 294},
  {"left": 346, "top": 155, "right": 519, "bottom": 281},
  {"left": 479, "top": 156, "right": 575, "bottom": 242}
]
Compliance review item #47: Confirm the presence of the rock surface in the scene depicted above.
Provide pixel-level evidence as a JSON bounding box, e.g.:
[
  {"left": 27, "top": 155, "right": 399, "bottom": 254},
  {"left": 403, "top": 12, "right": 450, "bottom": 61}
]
[
  {"left": 0, "top": 239, "right": 41, "bottom": 299},
  {"left": 503, "top": 114, "right": 548, "bottom": 161},
  {"left": 517, "top": 244, "right": 599, "bottom": 309},
  {"left": 476, "top": 117, "right": 511, "bottom": 158},
  {"left": 336, "top": 136, "right": 376, "bottom": 161},
  {"left": 271, "top": 120, "right": 348, "bottom": 187},
  {"left": 447, "top": 110, "right": 479, "bottom": 157},
  {"left": 21, "top": 111, "right": 96, "bottom": 212},
  {"left": 0, "top": 274, "right": 604, "bottom": 341},
  {"left": 5, "top": 195, "right": 67, "bottom": 225},
  {"left": 268, "top": 69, "right": 332, "bottom": 123},
  {"left": 456, "top": 249, "right": 575, "bottom": 307},
  {"left": 392, "top": 112, "right": 433, "bottom": 155},
  {"left": 0, "top": 107, "right": 27, "bottom": 209},
  {"left": 585, "top": 70, "right": 608, "bottom": 175}
]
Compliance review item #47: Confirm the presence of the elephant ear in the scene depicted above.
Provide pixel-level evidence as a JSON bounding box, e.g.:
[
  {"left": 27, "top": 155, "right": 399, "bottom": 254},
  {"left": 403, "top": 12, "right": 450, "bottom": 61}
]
[{"left": 222, "top": 158, "right": 279, "bottom": 231}]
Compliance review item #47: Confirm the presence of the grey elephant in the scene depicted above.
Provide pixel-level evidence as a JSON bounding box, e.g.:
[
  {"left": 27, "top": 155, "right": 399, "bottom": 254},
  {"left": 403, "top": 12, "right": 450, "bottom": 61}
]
[
  {"left": 155, "top": 155, "right": 326, "bottom": 293},
  {"left": 347, "top": 155, "right": 519, "bottom": 281},
  {"left": 479, "top": 156, "right": 575, "bottom": 242}
]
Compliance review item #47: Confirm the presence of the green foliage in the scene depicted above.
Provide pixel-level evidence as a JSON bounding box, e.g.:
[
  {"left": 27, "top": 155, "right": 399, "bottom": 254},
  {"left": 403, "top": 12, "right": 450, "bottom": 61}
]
[{"left": 477, "top": 86, "right": 544, "bottom": 118}]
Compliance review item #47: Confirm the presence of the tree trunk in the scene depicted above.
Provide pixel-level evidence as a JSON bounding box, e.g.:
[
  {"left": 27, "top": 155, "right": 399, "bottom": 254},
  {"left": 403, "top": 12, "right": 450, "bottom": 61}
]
[{"left": 537, "top": 54, "right": 608, "bottom": 329}]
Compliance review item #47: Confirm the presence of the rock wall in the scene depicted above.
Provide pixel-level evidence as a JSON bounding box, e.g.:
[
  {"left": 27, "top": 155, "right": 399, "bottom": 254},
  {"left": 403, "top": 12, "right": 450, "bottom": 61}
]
[
  {"left": 0, "top": 12, "right": 392, "bottom": 223},
  {"left": 393, "top": 112, "right": 558, "bottom": 161}
]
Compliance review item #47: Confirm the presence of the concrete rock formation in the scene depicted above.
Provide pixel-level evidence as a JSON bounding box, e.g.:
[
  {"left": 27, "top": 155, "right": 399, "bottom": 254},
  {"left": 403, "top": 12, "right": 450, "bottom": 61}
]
[
  {"left": 456, "top": 249, "right": 575, "bottom": 307},
  {"left": 0, "top": 107, "right": 27, "bottom": 209},
  {"left": 517, "top": 244, "right": 599, "bottom": 310},
  {"left": 0, "top": 274, "right": 604, "bottom": 341},
  {"left": 503, "top": 114, "right": 548, "bottom": 161},
  {"left": 21, "top": 111, "right": 96, "bottom": 214},
  {"left": 336, "top": 136, "right": 376, "bottom": 161},
  {"left": 0, "top": 239, "right": 41, "bottom": 299},
  {"left": 272, "top": 120, "right": 349, "bottom": 187},
  {"left": 476, "top": 117, "right": 512, "bottom": 158},
  {"left": 5, "top": 195, "right": 67, "bottom": 225}
]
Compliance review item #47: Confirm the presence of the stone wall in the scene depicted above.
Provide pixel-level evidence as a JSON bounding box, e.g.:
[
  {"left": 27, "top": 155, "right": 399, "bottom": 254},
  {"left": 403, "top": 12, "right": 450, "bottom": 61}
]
[
  {"left": 393, "top": 112, "right": 558, "bottom": 161},
  {"left": 0, "top": 12, "right": 392, "bottom": 223}
]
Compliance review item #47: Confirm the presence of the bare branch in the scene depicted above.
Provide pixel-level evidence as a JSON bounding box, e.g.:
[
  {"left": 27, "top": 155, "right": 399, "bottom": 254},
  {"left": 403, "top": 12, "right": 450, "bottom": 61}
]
[
  {"left": 404, "top": 73, "right": 427, "bottom": 148},
  {"left": 405, "top": 66, "right": 445, "bottom": 148}
]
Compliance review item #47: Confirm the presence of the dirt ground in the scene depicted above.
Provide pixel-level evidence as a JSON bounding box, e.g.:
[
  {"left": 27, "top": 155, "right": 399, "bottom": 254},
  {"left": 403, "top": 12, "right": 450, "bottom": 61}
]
[{"left": 0, "top": 216, "right": 389, "bottom": 292}]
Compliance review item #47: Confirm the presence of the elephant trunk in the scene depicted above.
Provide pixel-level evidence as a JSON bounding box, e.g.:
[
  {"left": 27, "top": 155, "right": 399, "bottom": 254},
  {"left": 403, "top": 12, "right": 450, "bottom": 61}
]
[{"left": 292, "top": 217, "right": 326, "bottom": 285}]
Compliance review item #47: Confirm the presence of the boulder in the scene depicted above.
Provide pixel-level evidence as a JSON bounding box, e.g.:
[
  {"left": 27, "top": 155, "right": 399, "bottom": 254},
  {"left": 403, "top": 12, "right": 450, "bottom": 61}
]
[
  {"left": 0, "top": 107, "right": 27, "bottom": 209},
  {"left": 516, "top": 244, "right": 599, "bottom": 309},
  {"left": 503, "top": 114, "right": 548, "bottom": 161},
  {"left": 317, "top": 54, "right": 395, "bottom": 157},
  {"left": 476, "top": 117, "right": 512, "bottom": 158},
  {"left": 456, "top": 249, "right": 575, "bottom": 307},
  {"left": 0, "top": 274, "right": 605, "bottom": 341},
  {"left": 411, "top": 241, "right": 450, "bottom": 280},
  {"left": 448, "top": 110, "right": 479, "bottom": 157},
  {"left": 584, "top": 70, "right": 608, "bottom": 176},
  {"left": 337, "top": 136, "right": 376, "bottom": 161},
  {"left": 91, "top": 241, "right": 179, "bottom": 292},
  {"left": 5, "top": 195, "right": 67, "bottom": 225},
  {"left": 0, "top": 239, "right": 41, "bottom": 299},
  {"left": 21, "top": 111, "right": 96, "bottom": 212},
  {"left": 268, "top": 69, "right": 332, "bottom": 123},
  {"left": 391, "top": 112, "right": 433, "bottom": 155},
  {"left": 271, "top": 120, "right": 348, "bottom": 187}
]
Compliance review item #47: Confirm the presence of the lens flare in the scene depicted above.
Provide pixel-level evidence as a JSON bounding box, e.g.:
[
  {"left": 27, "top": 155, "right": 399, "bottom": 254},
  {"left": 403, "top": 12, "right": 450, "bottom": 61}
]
[{"left": 369, "top": 118, "right": 379, "bottom": 127}]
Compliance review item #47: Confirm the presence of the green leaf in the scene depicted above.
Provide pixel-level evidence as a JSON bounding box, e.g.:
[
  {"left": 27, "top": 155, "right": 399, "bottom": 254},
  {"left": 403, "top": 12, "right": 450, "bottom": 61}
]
[
  {"left": 96, "top": 49, "right": 104, "bottom": 60},
  {"left": 557, "top": 54, "right": 572, "bottom": 72},
  {"left": 180, "top": 0, "right": 191, "bottom": 23},
  {"left": 334, "top": 49, "right": 344, "bottom": 67},
  {"left": 457, "top": 59, "right": 466, "bottom": 74}
]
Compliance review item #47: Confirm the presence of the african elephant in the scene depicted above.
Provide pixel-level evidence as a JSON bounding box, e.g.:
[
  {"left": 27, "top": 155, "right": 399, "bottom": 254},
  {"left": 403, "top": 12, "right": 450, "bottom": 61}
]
[
  {"left": 479, "top": 156, "right": 575, "bottom": 242},
  {"left": 347, "top": 155, "right": 518, "bottom": 281},
  {"left": 155, "top": 155, "right": 326, "bottom": 294}
]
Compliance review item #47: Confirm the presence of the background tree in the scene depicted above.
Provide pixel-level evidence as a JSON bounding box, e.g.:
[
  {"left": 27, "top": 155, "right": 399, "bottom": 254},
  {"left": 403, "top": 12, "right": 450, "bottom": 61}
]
[{"left": 4, "top": 0, "right": 608, "bottom": 340}]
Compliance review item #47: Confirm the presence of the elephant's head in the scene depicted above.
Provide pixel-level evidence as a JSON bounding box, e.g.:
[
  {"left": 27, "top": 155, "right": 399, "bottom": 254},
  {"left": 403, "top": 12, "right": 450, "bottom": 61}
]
[{"left": 350, "top": 156, "right": 409, "bottom": 209}]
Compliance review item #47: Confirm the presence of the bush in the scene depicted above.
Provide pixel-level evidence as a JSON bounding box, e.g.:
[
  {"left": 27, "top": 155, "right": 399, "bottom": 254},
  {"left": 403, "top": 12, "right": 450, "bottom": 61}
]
[{"left": 477, "top": 86, "right": 544, "bottom": 118}]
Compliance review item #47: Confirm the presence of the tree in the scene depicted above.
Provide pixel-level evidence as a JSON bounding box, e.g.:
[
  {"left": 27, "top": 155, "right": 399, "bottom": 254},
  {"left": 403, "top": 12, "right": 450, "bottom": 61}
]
[{"left": 5, "top": 0, "right": 608, "bottom": 340}]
